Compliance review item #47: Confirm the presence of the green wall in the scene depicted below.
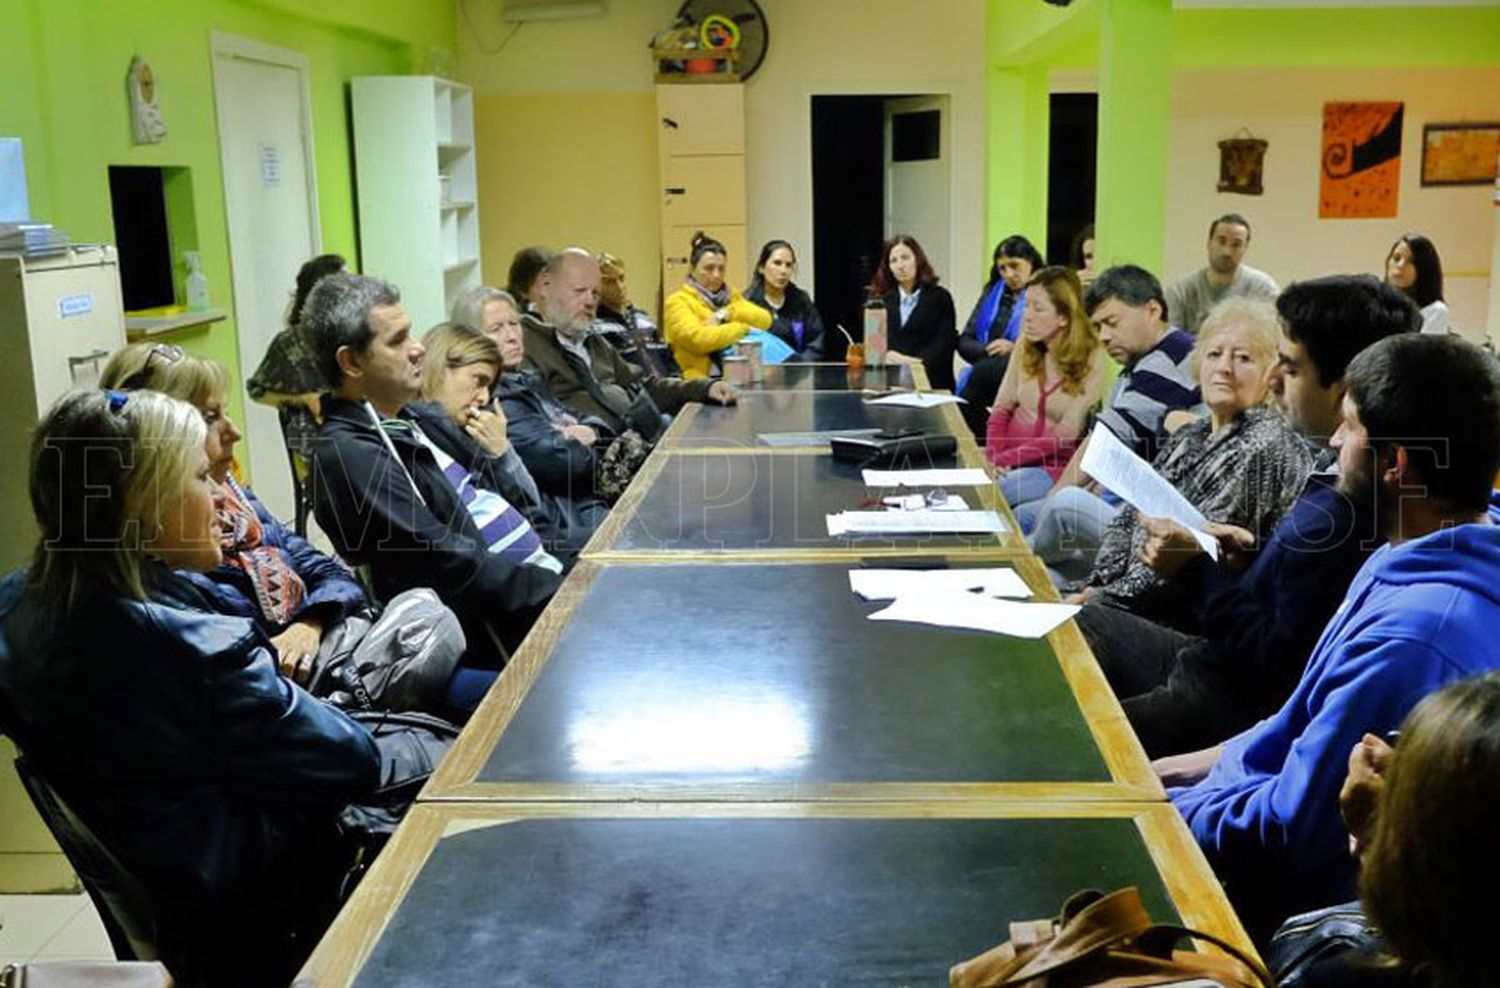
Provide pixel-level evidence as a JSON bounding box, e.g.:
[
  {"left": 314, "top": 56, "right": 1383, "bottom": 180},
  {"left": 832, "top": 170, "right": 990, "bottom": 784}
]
[{"left": 0, "top": 0, "right": 454, "bottom": 471}]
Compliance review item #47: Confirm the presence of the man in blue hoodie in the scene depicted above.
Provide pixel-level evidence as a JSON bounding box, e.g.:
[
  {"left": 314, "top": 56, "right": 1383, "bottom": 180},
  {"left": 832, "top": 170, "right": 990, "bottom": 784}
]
[
  {"left": 1075, "top": 275, "right": 1416, "bottom": 757},
  {"left": 1161, "top": 332, "right": 1500, "bottom": 940}
]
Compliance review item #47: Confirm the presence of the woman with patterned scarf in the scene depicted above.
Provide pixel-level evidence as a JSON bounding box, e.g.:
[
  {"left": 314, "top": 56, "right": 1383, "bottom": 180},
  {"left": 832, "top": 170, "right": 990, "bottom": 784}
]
[
  {"left": 100, "top": 343, "right": 467, "bottom": 715},
  {"left": 662, "top": 230, "right": 772, "bottom": 379}
]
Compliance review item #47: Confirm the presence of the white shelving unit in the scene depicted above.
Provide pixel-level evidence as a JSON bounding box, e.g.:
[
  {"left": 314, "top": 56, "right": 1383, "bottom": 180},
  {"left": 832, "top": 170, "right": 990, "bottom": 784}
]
[{"left": 351, "top": 76, "right": 481, "bottom": 331}]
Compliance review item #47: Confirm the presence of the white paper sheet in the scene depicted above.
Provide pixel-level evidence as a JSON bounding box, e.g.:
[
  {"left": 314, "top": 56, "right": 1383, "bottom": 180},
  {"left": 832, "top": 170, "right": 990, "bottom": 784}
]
[
  {"left": 848, "top": 568, "right": 1033, "bottom": 601},
  {"left": 867, "top": 593, "right": 1079, "bottom": 638},
  {"left": 864, "top": 392, "right": 966, "bottom": 408},
  {"left": 862, "top": 468, "right": 993, "bottom": 487},
  {"left": 1078, "top": 425, "right": 1221, "bottom": 560},
  {"left": 826, "top": 510, "right": 1009, "bottom": 537}
]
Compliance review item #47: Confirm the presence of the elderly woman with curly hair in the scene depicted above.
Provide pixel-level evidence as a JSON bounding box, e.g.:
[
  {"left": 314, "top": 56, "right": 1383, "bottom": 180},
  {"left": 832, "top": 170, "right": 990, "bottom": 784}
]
[{"left": 1066, "top": 296, "right": 1313, "bottom": 625}]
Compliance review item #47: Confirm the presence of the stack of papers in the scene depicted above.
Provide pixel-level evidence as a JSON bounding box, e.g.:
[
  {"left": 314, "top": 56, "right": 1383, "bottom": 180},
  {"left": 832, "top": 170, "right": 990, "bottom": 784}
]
[
  {"left": 1079, "top": 424, "right": 1220, "bottom": 559},
  {"left": 849, "top": 567, "right": 1032, "bottom": 601},
  {"left": 0, "top": 222, "right": 69, "bottom": 254},
  {"left": 868, "top": 594, "right": 1080, "bottom": 639},
  {"left": 862, "top": 468, "right": 992, "bottom": 487},
  {"left": 864, "top": 392, "right": 966, "bottom": 409},
  {"left": 826, "top": 510, "right": 1008, "bottom": 537}
]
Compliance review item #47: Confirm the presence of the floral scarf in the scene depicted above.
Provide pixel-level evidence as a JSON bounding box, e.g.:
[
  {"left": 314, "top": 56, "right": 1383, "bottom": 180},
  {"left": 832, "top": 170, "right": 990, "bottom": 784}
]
[{"left": 214, "top": 478, "right": 305, "bottom": 627}]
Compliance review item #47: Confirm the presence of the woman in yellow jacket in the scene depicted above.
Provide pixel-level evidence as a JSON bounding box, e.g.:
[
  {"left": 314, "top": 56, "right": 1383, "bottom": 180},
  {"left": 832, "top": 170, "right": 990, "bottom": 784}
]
[{"left": 663, "top": 231, "right": 771, "bottom": 379}]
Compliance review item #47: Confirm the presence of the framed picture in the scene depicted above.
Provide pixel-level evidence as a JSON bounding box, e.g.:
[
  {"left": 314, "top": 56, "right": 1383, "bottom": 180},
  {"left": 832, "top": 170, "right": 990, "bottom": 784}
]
[{"left": 1421, "top": 123, "right": 1500, "bottom": 187}]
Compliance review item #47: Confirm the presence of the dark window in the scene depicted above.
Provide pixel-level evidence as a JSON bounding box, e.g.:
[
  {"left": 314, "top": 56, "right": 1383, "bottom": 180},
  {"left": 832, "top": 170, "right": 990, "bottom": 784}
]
[{"left": 891, "top": 110, "right": 940, "bottom": 162}]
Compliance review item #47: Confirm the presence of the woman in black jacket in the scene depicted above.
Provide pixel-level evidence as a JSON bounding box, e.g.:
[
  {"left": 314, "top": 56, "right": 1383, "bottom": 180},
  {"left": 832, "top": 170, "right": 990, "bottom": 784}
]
[
  {"left": 956, "top": 234, "right": 1045, "bottom": 436},
  {"left": 869, "top": 234, "right": 957, "bottom": 391},
  {"left": 0, "top": 389, "right": 378, "bottom": 987},
  {"left": 744, "top": 239, "right": 827, "bottom": 360}
]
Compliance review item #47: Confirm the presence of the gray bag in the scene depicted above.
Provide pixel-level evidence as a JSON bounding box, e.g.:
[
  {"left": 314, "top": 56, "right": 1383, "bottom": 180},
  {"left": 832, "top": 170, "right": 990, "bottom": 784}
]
[{"left": 307, "top": 588, "right": 465, "bottom": 713}]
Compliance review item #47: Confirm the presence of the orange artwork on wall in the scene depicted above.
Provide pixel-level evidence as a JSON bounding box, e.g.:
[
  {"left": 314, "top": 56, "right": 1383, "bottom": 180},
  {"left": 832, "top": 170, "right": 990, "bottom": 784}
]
[{"left": 1320, "top": 102, "right": 1403, "bottom": 219}]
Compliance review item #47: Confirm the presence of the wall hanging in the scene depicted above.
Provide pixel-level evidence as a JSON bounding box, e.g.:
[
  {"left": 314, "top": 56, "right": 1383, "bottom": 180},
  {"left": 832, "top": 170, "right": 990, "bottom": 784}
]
[
  {"left": 1320, "top": 101, "right": 1402, "bottom": 218},
  {"left": 1217, "top": 129, "right": 1267, "bottom": 195},
  {"left": 1421, "top": 122, "right": 1500, "bottom": 187},
  {"left": 128, "top": 56, "right": 166, "bottom": 145}
]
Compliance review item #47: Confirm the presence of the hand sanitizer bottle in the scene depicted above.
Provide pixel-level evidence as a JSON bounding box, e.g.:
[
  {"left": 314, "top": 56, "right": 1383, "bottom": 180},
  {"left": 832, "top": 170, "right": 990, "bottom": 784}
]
[{"left": 184, "top": 251, "right": 210, "bottom": 311}]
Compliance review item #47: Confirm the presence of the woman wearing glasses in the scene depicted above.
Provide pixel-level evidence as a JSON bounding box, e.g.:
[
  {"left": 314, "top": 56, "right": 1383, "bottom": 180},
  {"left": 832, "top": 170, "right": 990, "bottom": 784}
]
[
  {"left": 101, "top": 343, "right": 468, "bottom": 714},
  {"left": 0, "top": 388, "right": 378, "bottom": 986}
]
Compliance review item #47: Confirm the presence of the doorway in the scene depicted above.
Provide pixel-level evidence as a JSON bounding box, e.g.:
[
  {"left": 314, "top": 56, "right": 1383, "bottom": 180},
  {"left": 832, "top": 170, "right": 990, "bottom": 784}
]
[
  {"left": 1046, "top": 92, "right": 1098, "bottom": 267},
  {"left": 210, "top": 32, "right": 321, "bottom": 522},
  {"left": 811, "top": 93, "right": 952, "bottom": 356}
]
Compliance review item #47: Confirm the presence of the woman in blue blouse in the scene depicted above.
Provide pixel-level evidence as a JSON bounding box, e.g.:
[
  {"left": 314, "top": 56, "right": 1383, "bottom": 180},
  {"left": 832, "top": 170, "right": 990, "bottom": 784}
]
[{"left": 957, "top": 235, "right": 1045, "bottom": 437}]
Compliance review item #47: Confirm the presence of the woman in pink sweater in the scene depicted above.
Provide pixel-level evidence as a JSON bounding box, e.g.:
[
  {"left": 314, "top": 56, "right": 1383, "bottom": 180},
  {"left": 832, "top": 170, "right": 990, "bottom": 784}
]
[{"left": 985, "top": 266, "right": 1107, "bottom": 522}]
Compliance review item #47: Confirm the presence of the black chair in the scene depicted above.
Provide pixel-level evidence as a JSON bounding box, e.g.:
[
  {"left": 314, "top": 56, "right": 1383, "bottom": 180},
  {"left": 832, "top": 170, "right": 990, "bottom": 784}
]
[
  {"left": 12, "top": 755, "right": 160, "bottom": 963},
  {"left": 278, "top": 404, "right": 317, "bottom": 538}
]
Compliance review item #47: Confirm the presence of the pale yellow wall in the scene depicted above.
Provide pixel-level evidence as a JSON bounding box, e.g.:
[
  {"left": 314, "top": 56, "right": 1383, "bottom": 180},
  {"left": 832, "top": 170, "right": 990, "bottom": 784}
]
[
  {"left": 458, "top": 0, "right": 989, "bottom": 318},
  {"left": 1165, "top": 66, "right": 1500, "bottom": 340},
  {"left": 461, "top": 0, "right": 675, "bottom": 307}
]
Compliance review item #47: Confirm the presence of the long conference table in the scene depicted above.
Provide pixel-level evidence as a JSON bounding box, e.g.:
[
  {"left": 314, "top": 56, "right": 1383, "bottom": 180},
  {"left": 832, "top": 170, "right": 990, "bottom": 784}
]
[{"left": 299, "top": 364, "right": 1254, "bottom": 987}]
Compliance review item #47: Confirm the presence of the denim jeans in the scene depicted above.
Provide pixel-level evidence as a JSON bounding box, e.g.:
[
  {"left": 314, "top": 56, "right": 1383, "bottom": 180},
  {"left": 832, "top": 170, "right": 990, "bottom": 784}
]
[
  {"left": 998, "top": 466, "right": 1056, "bottom": 533},
  {"left": 1027, "top": 486, "right": 1124, "bottom": 585}
]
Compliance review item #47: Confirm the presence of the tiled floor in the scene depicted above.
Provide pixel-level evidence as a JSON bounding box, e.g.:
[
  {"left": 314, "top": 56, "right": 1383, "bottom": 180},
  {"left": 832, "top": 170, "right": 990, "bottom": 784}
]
[{"left": 0, "top": 894, "right": 114, "bottom": 969}]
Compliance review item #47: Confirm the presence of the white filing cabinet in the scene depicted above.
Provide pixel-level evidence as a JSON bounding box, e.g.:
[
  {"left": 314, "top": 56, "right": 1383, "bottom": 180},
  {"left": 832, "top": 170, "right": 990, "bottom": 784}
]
[
  {"left": 0, "top": 245, "right": 127, "bottom": 575},
  {"left": 0, "top": 245, "right": 125, "bottom": 892}
]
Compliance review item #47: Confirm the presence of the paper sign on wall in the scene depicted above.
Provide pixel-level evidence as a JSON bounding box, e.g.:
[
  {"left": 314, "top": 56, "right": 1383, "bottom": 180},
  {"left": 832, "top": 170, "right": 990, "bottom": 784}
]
[
  {"left": 1320, "top": 102, "right": 1403, "bottom": 219},
  {"left": 259, "top": 143, "right": 282, "bottom": 187}
]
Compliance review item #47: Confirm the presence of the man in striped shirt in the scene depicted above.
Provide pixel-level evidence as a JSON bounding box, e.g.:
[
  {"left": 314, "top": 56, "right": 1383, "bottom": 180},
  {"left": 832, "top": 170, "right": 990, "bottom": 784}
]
[
  {"left": 303, "top": 273, "right": 564, "bottom": 685},
  {"left": 1024, "top": 265, "right": 1203, "bottom": 582}
]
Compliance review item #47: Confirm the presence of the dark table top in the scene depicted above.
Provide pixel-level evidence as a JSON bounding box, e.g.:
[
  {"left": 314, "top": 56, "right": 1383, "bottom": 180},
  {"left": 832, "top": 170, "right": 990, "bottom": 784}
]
[
  {"left": 669, "top": 390, "right": 954, "bottom": 447},
  {"left": 746, "top": 362, "right": 917, "bottom": 391},
  {"left": 343, "top": 813, "right": 1181, "bottom": 988},
  {"left": 597, "top": 451, "right": 1011, "bottom": 555},
  {"left": 447, "top": 562, "right": 1110, "bottom": 794}
]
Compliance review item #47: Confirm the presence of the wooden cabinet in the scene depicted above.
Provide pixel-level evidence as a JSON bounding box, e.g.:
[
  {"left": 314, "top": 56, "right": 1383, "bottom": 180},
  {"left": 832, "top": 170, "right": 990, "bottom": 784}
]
[
  {"left": 351, "top": 76, "right": 480, "bottom": 332},
  {"left": 656, "top": 83, "right": 749, "bottom": 300}
]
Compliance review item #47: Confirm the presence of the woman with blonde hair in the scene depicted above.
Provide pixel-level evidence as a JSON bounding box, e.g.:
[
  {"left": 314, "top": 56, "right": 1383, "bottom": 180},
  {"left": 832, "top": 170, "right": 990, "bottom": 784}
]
[
  {"left": 420, "top": 323, "right": 607, "bottom": 546},
  {"left": 0, "top": 388, "right": 378, "bottom": 985},
  {"left": 985, "top": 266, "right": 1107, "bottom": 525},
  {"left": 1067, "top": 296, "right": 1312, "bottom": 621},
  {"left": 662, "top": 231, "right": 772, "bottom": 379},
  {"left": 100, "top": 342, "right": 466, "bottom": 714}
]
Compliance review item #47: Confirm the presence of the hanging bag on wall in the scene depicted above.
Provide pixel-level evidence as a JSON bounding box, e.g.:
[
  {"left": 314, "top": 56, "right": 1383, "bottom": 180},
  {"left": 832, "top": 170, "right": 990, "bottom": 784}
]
[{"left": 951, "top": 888, "right": 1273, "bottom": 988}]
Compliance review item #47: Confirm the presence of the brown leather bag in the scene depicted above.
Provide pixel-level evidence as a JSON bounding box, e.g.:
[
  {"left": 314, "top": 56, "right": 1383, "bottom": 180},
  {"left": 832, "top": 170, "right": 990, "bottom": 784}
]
[{"left": 951, "top": 888, "right": 1274, "bottom": 988}]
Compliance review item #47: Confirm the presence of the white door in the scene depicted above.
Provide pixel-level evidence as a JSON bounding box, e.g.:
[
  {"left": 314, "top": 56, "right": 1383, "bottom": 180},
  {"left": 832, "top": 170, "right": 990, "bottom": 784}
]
[
  {"left": 883, "top": 96, "right": 952, "bottom": 286},
  {"left": 211, "top": 34, "right": 320, "bottom": 522}
]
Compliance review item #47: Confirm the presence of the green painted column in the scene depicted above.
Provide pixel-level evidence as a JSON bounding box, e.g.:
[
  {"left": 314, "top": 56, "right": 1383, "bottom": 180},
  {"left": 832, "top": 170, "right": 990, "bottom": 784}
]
[
  {"left": 986, "top": 63, "right": 1050, "bottom": 254},
  {"left": 1094, "top": 0, "right": 1171, "bottom": 275}
]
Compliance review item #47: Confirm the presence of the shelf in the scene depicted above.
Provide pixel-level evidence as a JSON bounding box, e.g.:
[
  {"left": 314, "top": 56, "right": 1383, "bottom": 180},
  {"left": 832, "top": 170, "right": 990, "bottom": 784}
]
[
  {"left": 437, "top": 142, "right": 471, "bottom": 155},
  {"left": 655, "top": 72, "right": 741, "bottom": 84},
  {"left": 124, "top": 307, "right": 227, "bottom": 339},
  {"left": 440, "top": 201, "right": 477, "bottom": 212},
  {"left": 444, "top": 258, "right": 479, "bottom": 275}
]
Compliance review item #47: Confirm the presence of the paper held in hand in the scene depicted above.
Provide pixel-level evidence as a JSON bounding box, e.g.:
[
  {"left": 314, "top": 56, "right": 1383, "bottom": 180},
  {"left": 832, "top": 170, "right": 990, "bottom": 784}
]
[{"left": 1078, "top": 426, "right": 1220, "bottom": 560}]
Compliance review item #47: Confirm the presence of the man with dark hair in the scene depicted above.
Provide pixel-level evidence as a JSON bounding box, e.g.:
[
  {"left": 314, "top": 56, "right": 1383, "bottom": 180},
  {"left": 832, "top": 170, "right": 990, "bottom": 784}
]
[
  {"left": 303, "top": 273, "right": 563, "bottom": 695},
  {"left": 1075, "top": 275, "right": 1419, "bottom": 758},
  {"left": 1161, "top": 332, "right": 1500, "bottom": 939},
  {"left": 1022, "top": 264, "right": 1202, "bottom": 579},
  {"left": 1165, "top": 214, "right": 1278, "bottom": 335}
]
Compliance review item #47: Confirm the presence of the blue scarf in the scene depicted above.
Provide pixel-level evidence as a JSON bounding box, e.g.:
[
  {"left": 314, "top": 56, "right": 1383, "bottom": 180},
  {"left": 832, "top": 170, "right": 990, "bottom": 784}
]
[{"left": 975, "top": 283, "right": 1026, "bottom": 345}]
